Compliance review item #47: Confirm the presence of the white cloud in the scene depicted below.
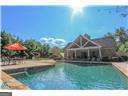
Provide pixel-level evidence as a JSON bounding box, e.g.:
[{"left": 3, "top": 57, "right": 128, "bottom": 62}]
[{"left": 40, "top": 37, "right": 66, "bottom": 48}]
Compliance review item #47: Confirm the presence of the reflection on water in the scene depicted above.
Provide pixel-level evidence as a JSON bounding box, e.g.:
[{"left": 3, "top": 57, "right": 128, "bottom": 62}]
[{"left": 13, "top": 63, "right": 128, "bottom": 89}]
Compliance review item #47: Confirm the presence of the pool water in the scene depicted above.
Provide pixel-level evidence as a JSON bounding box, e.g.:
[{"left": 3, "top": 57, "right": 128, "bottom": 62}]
[{"left": 13, "top": 63, "right": 128, "bottom": 89}]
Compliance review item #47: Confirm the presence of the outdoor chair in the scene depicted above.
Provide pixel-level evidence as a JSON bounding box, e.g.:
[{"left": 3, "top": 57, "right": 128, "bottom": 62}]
[
  {"left": 96, "top": 58, "right": 101, "bottom": 62},
  {"left": 91, "top": 57, "right": 95, "bottom": 61},
  {"left": 11, "top": 56, "right": 26, "bottom": 64},
  {"left": 1, "top": 56, "right": 11, "bottom": 66},
  {"left": 1, "top": 56, "right": 19, "bottom": 66}
]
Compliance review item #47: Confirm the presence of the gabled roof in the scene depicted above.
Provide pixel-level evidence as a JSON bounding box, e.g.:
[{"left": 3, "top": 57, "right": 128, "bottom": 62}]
[
  {"left": 82, "top": 35, "right": 101, "bottom": 47},
  {"left": 64, "top": 42, "right": 72, "bottom": 49},
  {"left": 65, "top": 35, "right": 100, "bottom": 49},
  {"left": 93, "top": 37, "right": 116, "bottom": 48},
  {"left": 65, "top": 34, "right": 116, "bottom": 49}
]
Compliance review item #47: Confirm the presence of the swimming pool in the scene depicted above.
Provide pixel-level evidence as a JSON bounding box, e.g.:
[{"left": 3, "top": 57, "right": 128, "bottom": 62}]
[{"left": 13, "top": 62, "right": 128, "bottom": 89}]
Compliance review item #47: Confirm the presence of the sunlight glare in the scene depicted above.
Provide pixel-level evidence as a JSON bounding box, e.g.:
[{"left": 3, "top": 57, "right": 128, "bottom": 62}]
[{"left": 70, "top": 1, "right": 85, "bottom": 19}]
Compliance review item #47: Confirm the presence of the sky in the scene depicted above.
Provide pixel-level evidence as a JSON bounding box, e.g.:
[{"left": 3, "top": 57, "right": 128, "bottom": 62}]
[{"left": 1, "top": 6, "right": 128, "bottom": 47}]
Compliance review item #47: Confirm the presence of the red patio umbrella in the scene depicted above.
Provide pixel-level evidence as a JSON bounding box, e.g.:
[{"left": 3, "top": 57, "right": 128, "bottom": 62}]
[{"left": 3, "top": 43, "right": 27, "bottom": 51}]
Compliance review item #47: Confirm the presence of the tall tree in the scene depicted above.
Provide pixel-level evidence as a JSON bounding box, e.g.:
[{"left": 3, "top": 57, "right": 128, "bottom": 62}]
[
  {"left": 42, "top": 44, "right": 50, "bottom": 57},
  {"left": 105, "top": 32, "right": 114, "bottom": 40},
  {"left": 23, "top": 39, "right": 49, "bottom": 58},
  {"left": 115, "top": 27, "right": 127, "bottom": 43},
  {"left": 1, "top": 30, "right": 23, "bottom": 56},
  {"left": 118, "top": 39, "right": 128, "bottom": 53}
]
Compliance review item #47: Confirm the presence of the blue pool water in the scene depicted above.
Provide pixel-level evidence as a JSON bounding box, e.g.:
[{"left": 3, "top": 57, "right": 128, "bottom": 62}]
[{"left": 13, "top": 63, "right": 128, "bottom": 89}]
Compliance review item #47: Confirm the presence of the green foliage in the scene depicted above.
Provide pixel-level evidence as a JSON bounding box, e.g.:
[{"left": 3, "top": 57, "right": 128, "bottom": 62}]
[
  {"left": 105, "top": 32, "right": 114, "bottom": 40},
  {"left": 104, "top": 27, "right": 128, "bottom": 54},
  {"left": 1, "top": 30, "right": 23, "bottom": 56},
  {"left": 115, "top": 28, "right": 128, "bottom": 53},
  {"left": 1, "top": 30, "right": 51, "bottom": 58},
  {"left": 42, "top": 44, "right": 50, "bottom": 57},
  {"left": 24, "top": 39, "right": 46, "bottom": 58},
  {"left": 115, "top": 27, "right": 128, "bottom": 43},
  {"left": 117, "top": 39, "right": 128, "bottom": 53}
]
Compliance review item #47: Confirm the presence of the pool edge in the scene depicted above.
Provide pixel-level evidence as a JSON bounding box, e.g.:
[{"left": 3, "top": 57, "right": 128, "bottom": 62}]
[{"left": 112, "top": 62, "right": 128, "bottom": 77}]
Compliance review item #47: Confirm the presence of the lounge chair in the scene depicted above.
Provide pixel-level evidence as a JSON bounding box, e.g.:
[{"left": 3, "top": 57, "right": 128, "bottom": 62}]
[
  {"left": 1, "top": 56, "right": 11, "bottom": 66},
  {"left": 11, "top": 57, "right": 25, "bottom": 64},
  {"left": 1, "top": 56, "right": 17, "bottom": 66}
]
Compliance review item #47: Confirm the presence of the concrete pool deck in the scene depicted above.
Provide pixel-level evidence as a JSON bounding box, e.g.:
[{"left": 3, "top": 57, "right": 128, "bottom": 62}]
[
  {"left": 1, "top": 71, "right": 30, "bottom": 89},
  {"left": 1, "top": 60, "right": 56, "bottom": 70},
  {"left": 112, "top": 62, "right": 128, "bottom": 77}
]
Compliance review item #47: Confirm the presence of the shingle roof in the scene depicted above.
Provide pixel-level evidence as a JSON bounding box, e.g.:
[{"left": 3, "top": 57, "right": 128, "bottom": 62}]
[
  {"left": 65, "top": 36, "right": 116, "bottom": 49},
  {"left": 64, "top": 42, "right": 72, "bottom": 49},
  {"left": 92, "top": 37, "right": 116, "bottom": 48}
]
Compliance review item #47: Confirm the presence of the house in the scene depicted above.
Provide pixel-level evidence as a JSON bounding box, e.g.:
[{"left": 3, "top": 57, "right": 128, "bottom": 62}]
[
  {"left": 64, "top": 34, "right": 117, "bottom": 61},
  {"left": 49, "top": 47, "right": 61, "bottom": 56},
  {"left": 49, "top": 47, "right": 62, "bottom": 59}
]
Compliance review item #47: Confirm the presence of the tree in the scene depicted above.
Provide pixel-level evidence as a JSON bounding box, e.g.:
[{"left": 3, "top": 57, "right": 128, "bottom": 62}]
[
  {"left": 23, "top": 39, "right": 50, "bottom": 58},
  {"left": 104, "top": 28, "right": 128, "bottom": 53},
  {"left": 1, "top": 30, "right": 23, "bottom": 56},
  {"left": 42, "top": 44, "right": 50, "bottom": 57},
  {"left": 1, "top": 31, "right": 51, "bottom": 59},
  {"left": 24, "top": 39, "right": 40, "bottom": 58},
  {"left": 104, "top": 32, "right": 114, "bottom": 40},
  {"left": 115, "top": 27, "right": 128, "bottom": 43},
  {"left": 118, "top": 39, "right": 128, "bottom": 53},
  {"left": 97, "top": 6, "right": 128, "bottom": 18}
]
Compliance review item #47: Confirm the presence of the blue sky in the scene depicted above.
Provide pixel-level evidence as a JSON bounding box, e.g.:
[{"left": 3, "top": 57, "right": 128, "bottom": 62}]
[{"left": 1, "top": 6, "right": 128, "bottom": 47}]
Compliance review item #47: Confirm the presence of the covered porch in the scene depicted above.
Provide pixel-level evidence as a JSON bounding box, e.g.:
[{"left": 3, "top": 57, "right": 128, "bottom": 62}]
[{"left": 66, "top": 46, "right": 102, "bottom": 61}]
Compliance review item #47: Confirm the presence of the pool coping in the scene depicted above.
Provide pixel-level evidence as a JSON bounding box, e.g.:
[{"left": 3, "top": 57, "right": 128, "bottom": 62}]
[
  {"left": 1, "top": 60, "right": 56, "bottom": 70},
  {"left": 1, "top": 71, "right": 30, "bottom": 90},
  {"left": 112, "top": 62, "right": 128, "bottom": 77}
]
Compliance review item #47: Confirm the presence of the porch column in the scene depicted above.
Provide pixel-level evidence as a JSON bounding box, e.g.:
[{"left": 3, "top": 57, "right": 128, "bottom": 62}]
[
  {"left": 80, "top": 36, "right": 82, "bottom": 47},
  {"left": 67, "top": 50, "right": 68, "bottom": 59},
  {"left": 80, "top": 50, "right": 82, "bottom": 59},
  {"left": 98, "top": 47, "right": 102, "bottom": 59},
  {"left": 87, "top": 49, "right": 90, "bottom": 59},
  {"left": 75, "top": 50, "right": 77, "bottom": 59}
]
